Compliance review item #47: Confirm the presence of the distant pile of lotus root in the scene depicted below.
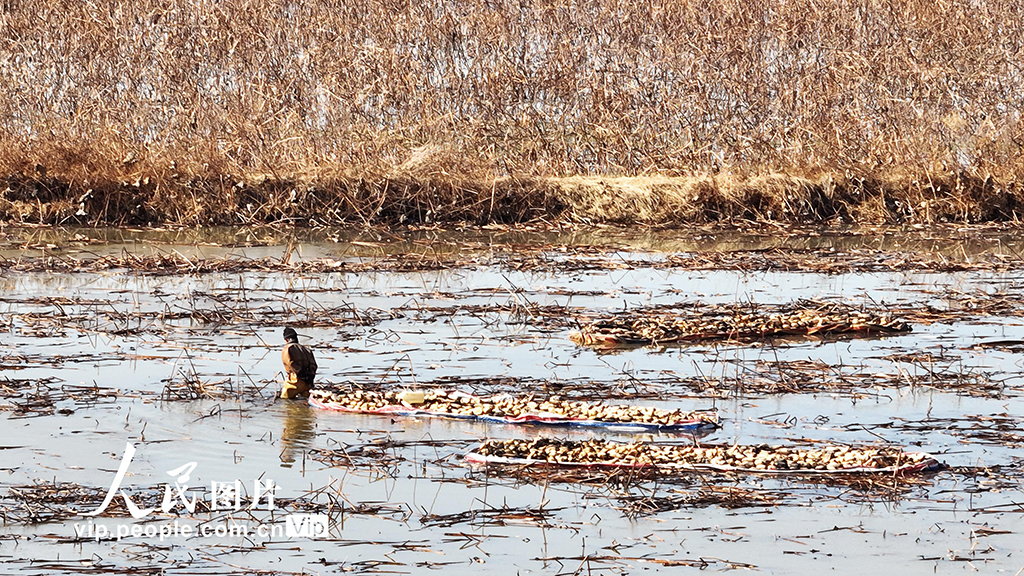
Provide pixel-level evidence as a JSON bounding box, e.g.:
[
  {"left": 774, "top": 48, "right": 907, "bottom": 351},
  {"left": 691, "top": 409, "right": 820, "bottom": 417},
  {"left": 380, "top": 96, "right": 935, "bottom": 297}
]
[
  {"left": 474, "top": 439, "right": 933, "bottom": 471},
  {"left": 311, "top": 388, "right": 717, "bottom": 426},
  {"left": 570, "top": 307, "right": 911, "bottom": 346}
]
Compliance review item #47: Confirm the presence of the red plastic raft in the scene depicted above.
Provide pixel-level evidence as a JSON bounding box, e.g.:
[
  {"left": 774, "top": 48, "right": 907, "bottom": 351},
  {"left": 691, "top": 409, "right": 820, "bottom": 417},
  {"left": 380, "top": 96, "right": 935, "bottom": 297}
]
[
  {"left": 464, "top": 440, "right": 942, "bottom": 475},
  {"left": 308, "top": 390, "right": 719, "bottom": 433}
]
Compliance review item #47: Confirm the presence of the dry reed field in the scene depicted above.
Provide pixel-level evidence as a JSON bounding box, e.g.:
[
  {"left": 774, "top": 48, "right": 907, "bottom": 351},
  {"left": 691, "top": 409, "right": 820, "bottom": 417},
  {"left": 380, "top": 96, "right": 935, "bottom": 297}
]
[{"left": 1, "top": 0, "right": 1022, "bottom": 225}]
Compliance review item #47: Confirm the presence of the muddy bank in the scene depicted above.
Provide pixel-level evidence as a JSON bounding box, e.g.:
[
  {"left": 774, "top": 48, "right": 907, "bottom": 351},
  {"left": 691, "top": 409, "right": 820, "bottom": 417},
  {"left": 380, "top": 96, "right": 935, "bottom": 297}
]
[
  {"left": 2, "top": 170, "right": 1022, "bottom": 227},
  {"left": 5, "top": 234, "right": 1024, "bottom": 275}
]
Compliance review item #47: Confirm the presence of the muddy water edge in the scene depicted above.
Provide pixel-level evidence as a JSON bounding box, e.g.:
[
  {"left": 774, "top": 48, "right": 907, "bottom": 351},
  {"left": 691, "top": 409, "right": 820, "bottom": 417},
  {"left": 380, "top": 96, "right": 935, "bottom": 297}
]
[{"left": 1, "top": 225, "right": 1023, "bottom": 575}]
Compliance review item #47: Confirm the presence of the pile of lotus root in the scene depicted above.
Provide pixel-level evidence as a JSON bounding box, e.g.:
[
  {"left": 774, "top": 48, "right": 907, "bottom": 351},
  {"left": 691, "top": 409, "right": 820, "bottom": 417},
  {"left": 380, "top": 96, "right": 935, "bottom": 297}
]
[
  {"left": 570, "top": 308, "right": 911, "bottom": 346},
  {"left": 310, "top": 388, "right": 717, "bottom": 427},
  {"left": 472, "top": 438, "right": 935, "bottom": 472}
]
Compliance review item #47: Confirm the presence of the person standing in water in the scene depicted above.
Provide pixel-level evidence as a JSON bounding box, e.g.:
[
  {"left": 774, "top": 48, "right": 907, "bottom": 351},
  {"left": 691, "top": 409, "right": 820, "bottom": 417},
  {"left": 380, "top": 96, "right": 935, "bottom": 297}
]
[{"left": 281, "top": 327, "right": 317, "bottom": 399}]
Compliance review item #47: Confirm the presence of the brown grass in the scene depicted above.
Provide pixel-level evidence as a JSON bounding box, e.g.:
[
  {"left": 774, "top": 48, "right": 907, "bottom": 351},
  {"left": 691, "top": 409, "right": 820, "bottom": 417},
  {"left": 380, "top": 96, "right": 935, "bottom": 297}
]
[{"left": 1, "top": 0, "right": 1022, "bottom": 226}]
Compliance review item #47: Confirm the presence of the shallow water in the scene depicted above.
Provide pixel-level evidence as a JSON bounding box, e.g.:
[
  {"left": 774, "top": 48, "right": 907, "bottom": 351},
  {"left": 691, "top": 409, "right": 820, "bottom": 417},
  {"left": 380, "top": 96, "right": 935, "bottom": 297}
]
[
  {"left": 1, "top": 227, "right": 1023, "bottom": 574},
  {"left": 3, "top": 223, "right": 1024, "bottom": 260}
]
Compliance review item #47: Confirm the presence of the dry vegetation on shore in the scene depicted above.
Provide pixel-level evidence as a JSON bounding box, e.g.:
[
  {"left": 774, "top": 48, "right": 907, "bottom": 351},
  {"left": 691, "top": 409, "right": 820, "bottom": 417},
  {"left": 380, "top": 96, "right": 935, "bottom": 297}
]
[{"left": 1, "top": 0, "right": 1022, "bottom": 226}]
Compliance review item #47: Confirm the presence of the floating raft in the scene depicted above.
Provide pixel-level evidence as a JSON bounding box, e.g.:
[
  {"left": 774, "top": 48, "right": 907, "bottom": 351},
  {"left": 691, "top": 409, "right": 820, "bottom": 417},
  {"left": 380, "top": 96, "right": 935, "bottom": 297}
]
[
  {"left": 309, "top": 389, "right": 719, "bottom": 432},
  {"left": 466, "top": 439, "right": 941, "bottom": 475},
  {"left": 570, "top": 307, "right": 911, "bottom": 347}
]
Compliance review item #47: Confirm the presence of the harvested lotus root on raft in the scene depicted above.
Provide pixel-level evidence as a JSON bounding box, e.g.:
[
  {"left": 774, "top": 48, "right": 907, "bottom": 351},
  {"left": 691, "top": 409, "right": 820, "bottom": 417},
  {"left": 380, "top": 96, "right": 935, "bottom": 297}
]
[
  {"left": 570, "top": 306, "right": 911, "bottom": 347},
  {"left": 309, "top": 388, "right": 718, "bottom": 430},
  {"left": 467, "top": 439, "right": 941, "bottom": 474}
]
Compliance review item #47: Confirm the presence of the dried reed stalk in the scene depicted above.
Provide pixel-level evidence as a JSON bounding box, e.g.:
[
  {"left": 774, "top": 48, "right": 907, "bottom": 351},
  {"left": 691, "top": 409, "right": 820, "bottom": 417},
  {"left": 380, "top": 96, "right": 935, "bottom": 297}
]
[{"left": 1, "top": 0, "right": 1021, "bottom": 225}]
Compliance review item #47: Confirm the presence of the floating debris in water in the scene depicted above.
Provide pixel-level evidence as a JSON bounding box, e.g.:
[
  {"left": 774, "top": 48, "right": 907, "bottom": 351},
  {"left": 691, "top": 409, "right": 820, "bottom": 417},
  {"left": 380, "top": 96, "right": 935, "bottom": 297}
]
[{"left": 0, "top": 377, "right": 119, "bottom": 418}]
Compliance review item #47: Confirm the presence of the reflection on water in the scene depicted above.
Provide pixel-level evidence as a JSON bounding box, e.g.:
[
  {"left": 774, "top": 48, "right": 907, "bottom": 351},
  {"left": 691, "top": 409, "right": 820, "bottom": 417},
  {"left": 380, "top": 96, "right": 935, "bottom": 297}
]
[
  {"left": 2, "top": 226, "right": 1024, "bottom": 575},
  {"left": 4, "top": 224, "right": 1024, "bottom": 262},
  {"left": 278, "top": 400, "right": 317, "bottom": 466}
]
